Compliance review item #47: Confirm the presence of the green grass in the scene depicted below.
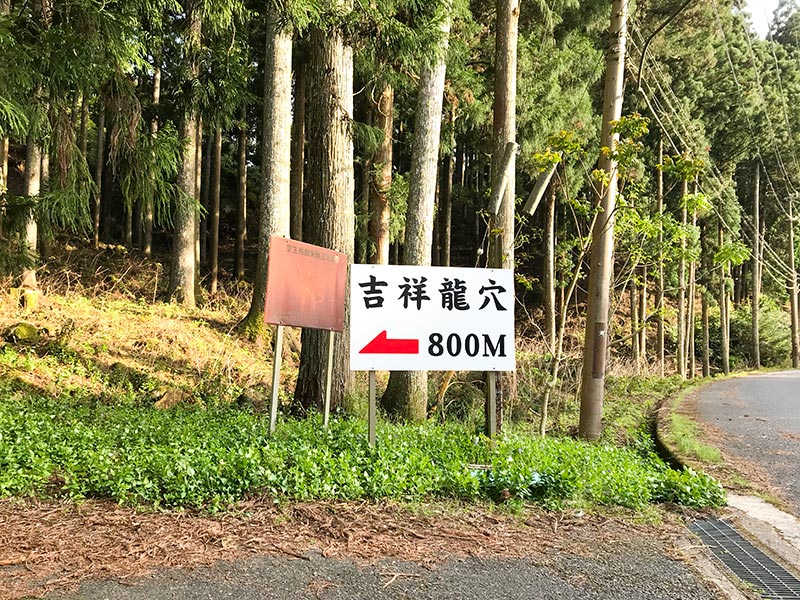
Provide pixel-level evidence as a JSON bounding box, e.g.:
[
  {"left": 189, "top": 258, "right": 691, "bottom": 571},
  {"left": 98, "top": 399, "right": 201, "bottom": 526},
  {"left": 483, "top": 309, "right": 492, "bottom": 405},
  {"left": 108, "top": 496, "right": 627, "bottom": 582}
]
[
  {"left": 0, "top": 390, "right": 725, "bottom": 512},
  {"left": 669, "top": 413, "right": 722, "bottom": 464}
]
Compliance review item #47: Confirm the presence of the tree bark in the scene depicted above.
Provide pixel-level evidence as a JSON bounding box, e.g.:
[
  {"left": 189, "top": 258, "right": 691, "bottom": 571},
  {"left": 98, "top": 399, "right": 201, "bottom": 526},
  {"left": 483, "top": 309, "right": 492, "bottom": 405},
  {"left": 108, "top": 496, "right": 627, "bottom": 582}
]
[
  {"left": 677, "top": 179, "right": 688, "bottom": 379},
  {"left": 438, "top": 100, "right": 456, "bottom": 267},
  {"left": 486, "top": 0, "right": 520, "bottom": 430},
  {"left": 687, "top": 214, "right": 696, "bottom": 378},
  {"left": 199, "top": 132, "right": 210, "bottom": 266},
  {"left": 168, "top": 1, "right": 201, "bottom": 307},
  {"left": 579, "top": 0, "right": 628, "bottom": 441},
  {"left": 545, "top": 182, "right": 557, "bottom": 353},
  {"left": 78, "top": 94, "right": 89, "bottom": 159},
  {"left": 752, "top": 161, "right": 761, "bottom": 369},
  {"left": 234, "top": 115, "right": 247, "bottom": 281},
  {"left": 209, "top": 127, "right": 222, "bottom": 293},
  {"left": 21, "top": 134, "right": 41, "bottom": 289},
  {"left": 144, "top": 61, "right": 161, "bottom": 257},
  {"left": 656, "top": 137, "right": 665, "bottom": 376},
  {"left": 93, "top": 105, "right": 105, "bottom": 249},
  {"left": 241, "top": 11, "right": 293, "bottom": 336},
  {"left": 701, "top": 220, "right": 711, "bottom": 377},
  {"left": 718, "top": 223, "right": 731, "bottom": 375},
  {"left": 631, "top": 284, "right": 639, "bottom": 370},
  {"left": 369, "top": 83, "right": 393, "bottom": 265},
  {"left": 381, "top": 2, "right": 451, "bottom": 422},
  {"left": 295, "top": 7, "right": 355, "bottom": 413},
  {"left": 290, "top": 58, "right": 305, "bottom": 242},
  {"left": 0, "top": 1, "right": 7, "bottom": 206},
  {"left": 638, "top": 264, "right": 647, "bottom": 364}
]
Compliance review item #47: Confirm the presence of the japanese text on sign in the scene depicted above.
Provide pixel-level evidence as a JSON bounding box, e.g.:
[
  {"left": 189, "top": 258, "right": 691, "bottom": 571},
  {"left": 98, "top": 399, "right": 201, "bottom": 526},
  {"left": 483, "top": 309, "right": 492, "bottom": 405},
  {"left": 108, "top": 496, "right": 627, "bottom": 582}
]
[{"left": 350, "top": 264, "right": 515, "bottom": 372}]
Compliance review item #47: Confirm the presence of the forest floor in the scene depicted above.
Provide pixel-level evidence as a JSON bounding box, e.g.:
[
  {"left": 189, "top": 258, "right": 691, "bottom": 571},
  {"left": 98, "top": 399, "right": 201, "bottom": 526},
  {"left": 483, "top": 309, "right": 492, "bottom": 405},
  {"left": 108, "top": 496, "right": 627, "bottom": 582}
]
[{"left": 0, "top": 496, "right": 716, "bottom": 599}]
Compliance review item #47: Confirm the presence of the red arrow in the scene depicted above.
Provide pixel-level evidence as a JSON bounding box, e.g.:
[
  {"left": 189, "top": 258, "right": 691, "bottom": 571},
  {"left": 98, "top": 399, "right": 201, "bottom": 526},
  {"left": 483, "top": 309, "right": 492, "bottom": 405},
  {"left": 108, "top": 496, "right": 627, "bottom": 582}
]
[{"left": 359, "top": 330, "right": 419, "bottom": 355}]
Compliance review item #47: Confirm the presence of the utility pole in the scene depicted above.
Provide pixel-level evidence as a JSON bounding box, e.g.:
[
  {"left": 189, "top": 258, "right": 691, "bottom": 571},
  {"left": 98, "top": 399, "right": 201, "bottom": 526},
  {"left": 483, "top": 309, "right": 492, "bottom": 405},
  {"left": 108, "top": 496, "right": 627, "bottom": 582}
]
[
  {"left": 789, "top": 194, "right": 800, "bottom": 369},
  {"left": 752, "top": 161, "right": 761, "bottom": 369},
  {"left": 579, "top": 0, "right": 628, "bottom": 441}
]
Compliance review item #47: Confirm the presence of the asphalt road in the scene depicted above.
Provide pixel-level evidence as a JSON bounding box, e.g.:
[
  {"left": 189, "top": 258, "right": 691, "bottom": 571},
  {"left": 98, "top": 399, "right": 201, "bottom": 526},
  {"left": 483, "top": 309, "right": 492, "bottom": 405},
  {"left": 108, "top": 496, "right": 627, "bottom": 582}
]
[
  {"left": 694, "top": 371, "right": 800, "bottom": 515},
  {"left": 49, "top": 540, "right": 718, "bottom": 600}
]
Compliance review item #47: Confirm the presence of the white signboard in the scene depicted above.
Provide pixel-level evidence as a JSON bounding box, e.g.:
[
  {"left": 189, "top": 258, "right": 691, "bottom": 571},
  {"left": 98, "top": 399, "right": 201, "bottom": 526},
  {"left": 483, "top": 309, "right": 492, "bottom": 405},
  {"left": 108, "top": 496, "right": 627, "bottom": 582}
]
[{"left": 350, "top": 264, "right": 516, "bottom": 372}]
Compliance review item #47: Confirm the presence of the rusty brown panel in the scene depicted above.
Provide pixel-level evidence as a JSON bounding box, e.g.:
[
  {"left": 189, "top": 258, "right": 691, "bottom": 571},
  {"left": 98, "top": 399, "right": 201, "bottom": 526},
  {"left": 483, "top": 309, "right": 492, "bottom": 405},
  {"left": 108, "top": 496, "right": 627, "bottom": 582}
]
[{"left": 264, "top": 237, "right": 348, "bottom": 331}]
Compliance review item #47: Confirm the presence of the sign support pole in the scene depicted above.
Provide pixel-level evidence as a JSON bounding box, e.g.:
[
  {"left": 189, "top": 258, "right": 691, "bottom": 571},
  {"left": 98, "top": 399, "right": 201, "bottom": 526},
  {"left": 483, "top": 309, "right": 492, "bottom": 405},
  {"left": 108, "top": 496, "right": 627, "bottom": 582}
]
[
  {"left": 368, "top": 371, "right": 376, "bottom": 446},
  {"left": 323, "top": 330, "right": 335, "bottom": 427},
  {"left": 269, "top": 325, "right": 284, "bottom": 434},
  {"left": 486, "top": 371, "right": 497, "bottom": 438}
]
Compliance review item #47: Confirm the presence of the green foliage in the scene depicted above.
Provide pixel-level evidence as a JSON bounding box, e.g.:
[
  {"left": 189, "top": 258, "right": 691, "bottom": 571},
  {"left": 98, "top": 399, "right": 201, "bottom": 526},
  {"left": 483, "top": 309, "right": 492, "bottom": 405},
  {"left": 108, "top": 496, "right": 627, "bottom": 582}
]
[
  {"left": 659, "top": 154, "right": 705, "bottom": 182},
  {"left": 0, "top": 393, "right": 725, "bottom": 511},
  {"left": 714, "top": 239, "right": 751, "bottom": 266},
  {"left": 730, "top": 298, "right": 792, "bottom": 368}
]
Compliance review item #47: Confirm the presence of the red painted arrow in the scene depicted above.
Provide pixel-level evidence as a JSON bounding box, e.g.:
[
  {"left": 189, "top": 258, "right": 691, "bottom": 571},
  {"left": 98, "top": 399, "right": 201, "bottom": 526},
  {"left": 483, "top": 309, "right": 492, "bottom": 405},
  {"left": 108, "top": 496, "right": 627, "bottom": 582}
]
[{"left": 359, "top": 330, "right": 419, "bottom": 355}]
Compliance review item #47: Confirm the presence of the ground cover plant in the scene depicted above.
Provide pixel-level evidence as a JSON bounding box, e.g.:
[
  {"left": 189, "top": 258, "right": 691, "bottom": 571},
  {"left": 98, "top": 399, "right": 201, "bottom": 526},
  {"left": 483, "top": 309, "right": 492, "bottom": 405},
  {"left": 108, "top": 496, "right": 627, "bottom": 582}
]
[
  {"left": 0, "top": 385, "right": 724, "bottom": 511},
  {"left": 0, "top": 249, "right": 725, "bottom": 514}
]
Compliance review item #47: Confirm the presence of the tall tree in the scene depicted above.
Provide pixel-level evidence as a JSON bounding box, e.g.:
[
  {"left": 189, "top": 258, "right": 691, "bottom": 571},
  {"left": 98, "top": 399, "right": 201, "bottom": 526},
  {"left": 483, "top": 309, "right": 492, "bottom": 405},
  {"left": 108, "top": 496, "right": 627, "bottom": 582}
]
[
  {"left": 295, "top": 1, "right": 356, "bottom": 412},
  {"left": 487, "top": 0, "right": 521, "bottom": 426},
  {"left": 579, "top": 0, "right": 628, "bottom": 441},
  {"left": 168, "top": 1, "right": 202, "bottom": 306},
  {"left": 234, "top": 111, "right": 247, "bottom": 281},
  {"left": 240, "top": 9, "right": 293, "bottom": 336},
  {"left": 369, "top": 82, "right": 393, "bottom": 265},
  {"left": 381, "top": 0, "right": 452, "bottom": 422},
  {"left": 290, "top": 54, "right": 306, "bottom": 242}
]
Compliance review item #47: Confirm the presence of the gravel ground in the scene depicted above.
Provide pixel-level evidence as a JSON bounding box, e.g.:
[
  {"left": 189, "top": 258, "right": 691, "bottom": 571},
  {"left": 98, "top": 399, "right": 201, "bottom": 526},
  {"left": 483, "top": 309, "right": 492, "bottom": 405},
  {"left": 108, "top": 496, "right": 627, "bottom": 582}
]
[
  {"left": 49, "top": 537, "right": 718, "bottom": 600},
  {"left": 694, "top": 371, "right": 800, "bottom": 515}
]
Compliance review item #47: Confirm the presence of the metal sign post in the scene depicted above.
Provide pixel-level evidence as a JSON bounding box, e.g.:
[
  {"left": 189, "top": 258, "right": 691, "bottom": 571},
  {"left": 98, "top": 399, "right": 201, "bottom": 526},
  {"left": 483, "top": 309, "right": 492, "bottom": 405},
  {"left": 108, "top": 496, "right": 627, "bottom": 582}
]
[
  {"left": 262, "top": 237, "right": 348, "bottom": 435},
  {"left": 269, "top": 324, "right": 284, "bottom": 433},
  {"left": 368, "top": 371, "right": 376, "bottom": 446},
  {"left": 323, "top": 330, "right": 335, "bottom": 427}
]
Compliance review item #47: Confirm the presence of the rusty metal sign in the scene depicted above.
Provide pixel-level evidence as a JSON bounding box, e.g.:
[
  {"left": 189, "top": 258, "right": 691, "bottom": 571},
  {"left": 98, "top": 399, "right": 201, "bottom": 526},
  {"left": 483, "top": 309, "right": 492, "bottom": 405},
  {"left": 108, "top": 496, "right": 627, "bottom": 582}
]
[{"left": 264, "top": 237, "right": 347, "bottom": 331}]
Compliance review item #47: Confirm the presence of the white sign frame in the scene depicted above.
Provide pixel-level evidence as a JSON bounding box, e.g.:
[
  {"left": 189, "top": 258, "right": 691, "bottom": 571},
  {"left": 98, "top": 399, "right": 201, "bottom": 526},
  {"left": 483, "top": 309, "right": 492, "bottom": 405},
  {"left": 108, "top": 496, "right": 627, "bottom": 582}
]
[{"left": 350, "top": 264, "right": 515, "bottom": 372}]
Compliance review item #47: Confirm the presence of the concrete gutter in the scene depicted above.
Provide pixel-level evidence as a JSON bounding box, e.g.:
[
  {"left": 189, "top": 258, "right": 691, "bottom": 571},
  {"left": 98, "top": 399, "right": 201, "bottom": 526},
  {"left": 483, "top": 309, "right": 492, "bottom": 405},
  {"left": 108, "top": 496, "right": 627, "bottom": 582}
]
[{"left": 655, "top": 381, "right": 800, "bottom": 598}]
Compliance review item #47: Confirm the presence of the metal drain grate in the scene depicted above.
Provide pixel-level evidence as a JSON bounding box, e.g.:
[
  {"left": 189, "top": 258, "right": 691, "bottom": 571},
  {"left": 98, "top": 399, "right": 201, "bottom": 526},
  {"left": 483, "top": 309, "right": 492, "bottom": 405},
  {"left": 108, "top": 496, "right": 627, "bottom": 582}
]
[{"left": 690, "top": 519, "right": 800, "bottom": 599}]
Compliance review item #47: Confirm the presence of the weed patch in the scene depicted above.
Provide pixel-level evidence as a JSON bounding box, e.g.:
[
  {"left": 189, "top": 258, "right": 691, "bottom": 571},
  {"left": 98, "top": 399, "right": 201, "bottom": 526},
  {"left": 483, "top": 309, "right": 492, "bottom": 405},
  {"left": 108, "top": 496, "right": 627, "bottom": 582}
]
[{"left": 0, "top": 394, "right": 725, "bottom": 511}]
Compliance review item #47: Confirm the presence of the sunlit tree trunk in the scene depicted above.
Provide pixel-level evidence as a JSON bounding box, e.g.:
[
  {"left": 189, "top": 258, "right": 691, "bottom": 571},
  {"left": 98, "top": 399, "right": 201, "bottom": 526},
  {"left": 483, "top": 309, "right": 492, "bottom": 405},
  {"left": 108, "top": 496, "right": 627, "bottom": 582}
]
[
  {"left": 486, "top": 0, "right": 520, "bottom": 430},
  {"left": 677, "top": 179, "right": 688, "bottom": 379},
  {"left": 290, "top": 57, "right": 305, "bottom": 242},
  {"left": 144, "top": 61, "right": 161, "bottom": 257},
  {"left": 439, "top": 101, "right": 455, "bottom": 267},
  {"left": 21, "top": 134, "right": 41, "bottom": 289},
  {"left": 638, "top": 264, "right": 647, "bottom": 365},
  {"left": 93, "top": 104, "right": 105, "bottom": 249},
  {"left": 545, "top": 182, "right": 557, "bottom": 353},
  {"left": 701, "top": 220, "right": 711, "bottom": 377},
  {"left": 369, "top": 83, "right": 393, "bottom": 265},
  {"left": 234, "top": 113, "right": 247, "bottom": 281},
  {"left": 381, "top": 1, "right": 451, "bottom": 422},
  {"left": 655, "top": 138, "right": 665, "bottom": 376},
  {"left": 295, "top": 5, "right": 355, "bottom": 412},
  {"left": 199, "top": 129, "right": 209, "bottom": 266},
  {"left": 168, "top": 0, "right": 201, "bottom": 307},
  {"left": 209, "top": 127, "right": 222, "bottom": 293},
  {"left": 579, "top": 0, "right": 628, "bottom": 441},
  {"left": 0, "top": 0, "right": 8, "bottom": 206},
  {"left": 240, "top": 11, "right": 293, "bottom": 337}
]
